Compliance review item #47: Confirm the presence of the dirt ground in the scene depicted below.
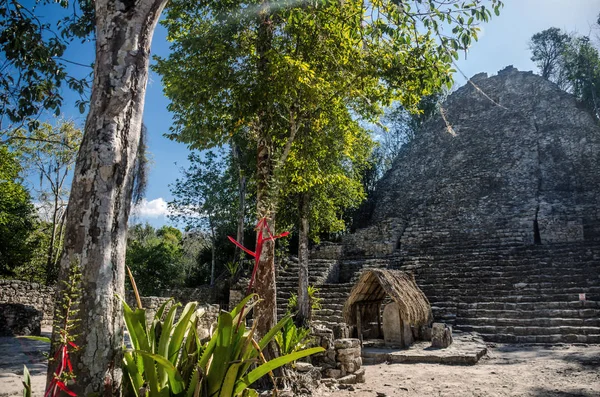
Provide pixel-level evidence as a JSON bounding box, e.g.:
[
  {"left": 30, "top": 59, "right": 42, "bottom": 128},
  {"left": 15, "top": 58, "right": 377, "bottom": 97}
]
[
  {"left": 323, "top": 344, "right": 600, "bottom": 397},
  {"left": 2, "top": 332, "right": 600, "bottom": 397}
]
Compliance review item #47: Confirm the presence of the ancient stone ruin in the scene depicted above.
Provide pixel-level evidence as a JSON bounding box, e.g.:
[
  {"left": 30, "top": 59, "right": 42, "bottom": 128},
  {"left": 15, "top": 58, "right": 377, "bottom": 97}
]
[{"left": 277, "top": 66, "right": 600, "bottom": 344}]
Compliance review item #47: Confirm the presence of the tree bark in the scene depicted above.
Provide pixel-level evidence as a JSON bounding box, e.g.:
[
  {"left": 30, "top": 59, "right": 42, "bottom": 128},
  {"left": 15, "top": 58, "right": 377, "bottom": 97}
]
[
  {"left": 253, "top": 0, "right": 277, "bottom": 349},
  {"left": 49, "top": 0, "right": 167, "bottom": 395},
  {"left": 254, "top": 135, "right": 277, "bottom": 346},
  {"left": 232, "top": 144, "right": 246, "bottom": 262},
  {"left": 45, "top": 193, "right": 59, "bottom": 285},
  {"left": 296, "top": 192, "right": 310, "bottom": 328}
]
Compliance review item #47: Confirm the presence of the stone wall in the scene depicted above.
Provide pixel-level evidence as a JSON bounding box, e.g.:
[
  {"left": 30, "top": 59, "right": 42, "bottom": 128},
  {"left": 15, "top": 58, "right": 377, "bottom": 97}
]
[
  {"left": 311, "top": 329, "right": 365, "bottom": 385},
  {"left": 0, "top": 280, "right": 55, "bottom": 326},
  {"left": 0, "top": 280, "right": 220, "bottom": 327}
]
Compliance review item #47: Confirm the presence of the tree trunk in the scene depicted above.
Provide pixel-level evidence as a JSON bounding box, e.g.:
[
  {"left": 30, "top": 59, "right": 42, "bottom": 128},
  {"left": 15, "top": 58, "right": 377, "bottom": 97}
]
[
  {"left": 49, "top": 0, "right": 167, "bottom": 394},
  {"left": 210, "top": 220, "right": 216, "bottom": 285},
  {"left": 45, "top": 194, "right": 59, "bottom": 285},
  {"left": 254, "top": 135, "right": 277, "bottom": 346},
  {"left": 296, "top": 192, "right": 310, "bottom": 328},
  {"left": 253, "top": 0, "right": 277, "bottom": 349},
  {"left": 232, "top": 144, "right": 246, "bottom": 262}
]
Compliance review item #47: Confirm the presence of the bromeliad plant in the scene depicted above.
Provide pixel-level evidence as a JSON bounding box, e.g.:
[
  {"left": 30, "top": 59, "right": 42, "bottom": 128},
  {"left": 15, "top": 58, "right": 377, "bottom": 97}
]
[
  {"left": 121, "top": 271, "right": 323, "bottom": 396},
  {"left": 22, "top": 263, "right": 82, "bottom": 397}
]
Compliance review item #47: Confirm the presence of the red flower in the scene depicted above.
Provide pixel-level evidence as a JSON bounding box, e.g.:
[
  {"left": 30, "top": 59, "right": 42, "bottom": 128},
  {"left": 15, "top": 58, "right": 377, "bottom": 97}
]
[{"left": 228, "top": 217, "right": 289, "bottom": 329}]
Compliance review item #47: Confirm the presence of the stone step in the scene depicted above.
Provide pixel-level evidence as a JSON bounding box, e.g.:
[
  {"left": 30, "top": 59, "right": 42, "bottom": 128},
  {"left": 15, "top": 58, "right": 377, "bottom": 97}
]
[
  {"left": 453, "top": 324, "right": 600, "bottom": 337},
  {"left": 467, "top": 333, "right": 600, "bottom": 344},
  {"left": 456, "top": 316, "right": 600, "bottom": 327},
  {"left": 426, "top": 294, "right": 599, "bottom": 303}
]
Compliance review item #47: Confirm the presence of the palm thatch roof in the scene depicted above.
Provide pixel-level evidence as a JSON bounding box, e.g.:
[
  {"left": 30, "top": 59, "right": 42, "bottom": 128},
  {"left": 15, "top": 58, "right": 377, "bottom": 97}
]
[{"left": 343, "top": 269, "right": 432, "bottom": 326}]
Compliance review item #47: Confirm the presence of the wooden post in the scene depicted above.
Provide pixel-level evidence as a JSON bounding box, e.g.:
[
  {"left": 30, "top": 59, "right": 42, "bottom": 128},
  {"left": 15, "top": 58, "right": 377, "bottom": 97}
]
[
  {"left": 356, "top": 305, "right": 363, "bottom": 342},
  {"left": 376, "top": 302, "right": 382, "bottom": 338}
]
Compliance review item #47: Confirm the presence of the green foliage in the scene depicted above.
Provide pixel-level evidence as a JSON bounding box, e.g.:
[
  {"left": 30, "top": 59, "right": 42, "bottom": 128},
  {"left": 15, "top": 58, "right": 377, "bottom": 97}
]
[
  {"left": 121, "top": 293, "right": 324, "bottom": 396},
  {"left": 156, "top": 0, "right": 503, "bottom": 249},
  {"left": 0, "top": 0, "right": 93, "bottom": 133},
  {"left": 529, "top": 26, "right": 600, "bottom": 118},
  {"left": 169, "top": 150, "right": 238, "bottom": 235},
  {"left": 274, "top": 319, "right": 312, "bottom": 357},
  {"left": 11, "top": 120, "right": 83, "bottom": 283},
  {"left": 126, "top": 224, "right": 187, "bottom": 295},
  {"left": 529, "top": 27, "right": 572, "bottom": 87},
  {"left": 225, "top": 260, "right": 242, "bottom": 279},
  {"left": 22, "top": 365, "right": 31, "bottom": 397},
  {"left": 0, "top": 145, "right": 41, "bottom": 278},
  {"left": 287, "top": 285, "right": 322, "bottom": 314}
]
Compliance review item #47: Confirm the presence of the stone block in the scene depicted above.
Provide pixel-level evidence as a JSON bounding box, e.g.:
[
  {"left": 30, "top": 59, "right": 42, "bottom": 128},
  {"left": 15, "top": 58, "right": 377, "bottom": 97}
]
[
  {"left": 383, "top": 302, "right": 403, "bottom": 346},
  {"left": 354, "top": 367, "right": 366, "bottom": 383},
  {"left": 337, "top": 374, "right": 358, "bottom": 385},
  {"left": 334, "top": 338, "right": 360, "bottom": 349},
  {"left": 323, "top": 368, "right": 342, "bottom": 379},
  {"left": 431, "top": 323, "right": 453, "bottom": 348},
  {"left": 336, "top": 347, "right": 360, "bottom": 359},
  {"left": 294, "top": 362, "right": 314, "bottom": 373}
]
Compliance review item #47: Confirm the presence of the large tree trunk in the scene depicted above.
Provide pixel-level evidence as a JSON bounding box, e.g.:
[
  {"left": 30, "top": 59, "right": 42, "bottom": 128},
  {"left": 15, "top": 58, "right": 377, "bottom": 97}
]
[
  {"left": 296, "top": 192, "right": 310, "bottom": 328},
  {"left": 254, "top": 135, "right": 277, "bottom": 347},
  {"left": 49, "top": 0, "right": 167, "bottom": 394},
  {"left": 253, "top": 0, "right": 277, "bottom": 349}
]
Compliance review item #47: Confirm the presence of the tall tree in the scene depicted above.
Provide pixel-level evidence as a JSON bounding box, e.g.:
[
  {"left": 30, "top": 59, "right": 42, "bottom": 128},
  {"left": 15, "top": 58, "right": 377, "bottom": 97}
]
[
  {"left": 0, "top": 145, "right": 40, "bottom": 277},
  {"left": 529, "top": 27, "right": 572, "bottom": 90},
  {"left": 281, "top": 118, "right": 373, "bottom": 326},
  {"left": 529, "top": 27, "right": 600, "bottom": 118},
  {"left": 156, "top": 0, "right": 503, "bottom": 341},
  {"left": 13, "top": 120, "right": 82, "bottom": 284},
  {"left": 126, "top": 223, "right": 185, "bottom": 295},
  {"left": 563, "top": 36, "right": 600, "bottom": 119},
  {"left": 50, "top": 0, "right": 169, "bottom": 393},
  {"left": 169, "top": 150, "right": 238, "bottom": 285}
]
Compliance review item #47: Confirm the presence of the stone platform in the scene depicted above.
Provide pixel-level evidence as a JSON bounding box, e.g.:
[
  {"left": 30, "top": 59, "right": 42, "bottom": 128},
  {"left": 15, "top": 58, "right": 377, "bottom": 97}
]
[{"left": 361, "top": 334, "right": 487, "bottom": 365}]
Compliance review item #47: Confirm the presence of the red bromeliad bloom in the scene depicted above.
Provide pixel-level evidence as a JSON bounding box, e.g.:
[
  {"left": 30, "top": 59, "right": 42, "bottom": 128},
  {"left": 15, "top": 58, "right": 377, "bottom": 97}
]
[
  {"left": 44, "top": 339, "right": 78, "bottom": 397},
  {"left": 228, "top": 217, "right": 289, "bottom": 328},
  {"left": 228, "top": 217, "right": 289, "bottom": 295}
]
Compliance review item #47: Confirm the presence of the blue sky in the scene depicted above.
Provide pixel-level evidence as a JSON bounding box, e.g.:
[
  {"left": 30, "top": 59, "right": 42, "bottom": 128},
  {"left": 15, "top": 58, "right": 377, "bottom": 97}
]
[{"left": 40, "top": 0, "right": 600, "bottom": 227}]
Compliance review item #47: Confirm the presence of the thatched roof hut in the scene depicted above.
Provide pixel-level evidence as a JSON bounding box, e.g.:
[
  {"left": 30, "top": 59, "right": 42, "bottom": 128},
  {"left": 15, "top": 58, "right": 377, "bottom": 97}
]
[{"left": 343, "top": 269, "right": 432, "bottom": 328}]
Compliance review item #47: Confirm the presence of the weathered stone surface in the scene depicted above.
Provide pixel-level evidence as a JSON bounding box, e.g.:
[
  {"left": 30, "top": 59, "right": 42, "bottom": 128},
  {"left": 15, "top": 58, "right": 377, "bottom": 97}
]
[
  {"left": 336, "top": 347, "right": 360, "bottom": 358},
  {"left": 334, "top": 338, "right": 360, "bottom": 349},
  {"left": 294, "top": 362, "right": 314, "bottom": 372},
  {"left": 337, "top": 374, "right": 358, "bottom": 385},
  {"left": 351, "top": 66, "right": 600, "bottom": 251},
  {"left": 431, "top": 323, "right": 453, "bottom": 348},
  {"left": 382, "top": 302, "right": 403, "bottom": 346},
  {"left": 0, "top": 279, "right": 221, "bottom": 329},
  {"left": 354, "top": 367, "right": 366, "bottom": 383},
  {"left": 0, "top": 280, "right": 54, "bottom": 326},
  {"left": 324, "top": 368, "right": 342, "bottom": 379},
  {"left": 0, "top": 303, "right": 42, "bottom": 336}
]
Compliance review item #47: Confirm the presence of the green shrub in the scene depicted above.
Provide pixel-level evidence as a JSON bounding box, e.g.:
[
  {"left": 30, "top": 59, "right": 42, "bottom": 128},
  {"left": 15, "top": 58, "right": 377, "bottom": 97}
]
[{"left": 121, "top": 292, "right": 324, "bottom": 397}]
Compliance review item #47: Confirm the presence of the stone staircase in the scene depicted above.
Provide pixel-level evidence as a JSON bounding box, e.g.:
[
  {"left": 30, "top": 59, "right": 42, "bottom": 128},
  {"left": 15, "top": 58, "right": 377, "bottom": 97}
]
[
  {"left": 276, "top": 258, "right": 339, "bottom": 320},
  {"left": 393, "top": 242, "right": 600, "bottom": 344},
  {"left": 276, "top": 241, "right": 600, "bottom": 344}
]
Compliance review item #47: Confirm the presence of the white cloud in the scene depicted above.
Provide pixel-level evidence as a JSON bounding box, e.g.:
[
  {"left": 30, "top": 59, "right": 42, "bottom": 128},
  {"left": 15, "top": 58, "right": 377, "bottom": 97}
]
[{"left": 132, "top": 197, "right": 171, "bottom": 218}]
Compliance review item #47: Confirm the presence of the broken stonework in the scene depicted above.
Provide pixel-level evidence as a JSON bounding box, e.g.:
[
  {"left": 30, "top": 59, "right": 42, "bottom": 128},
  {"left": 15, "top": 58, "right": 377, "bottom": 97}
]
[
  {"left": 312, "top": 334, "right": 364, "bottom": 385},
  {"left": 431, "top": 323, "right": 453, "bottom": 348}
]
